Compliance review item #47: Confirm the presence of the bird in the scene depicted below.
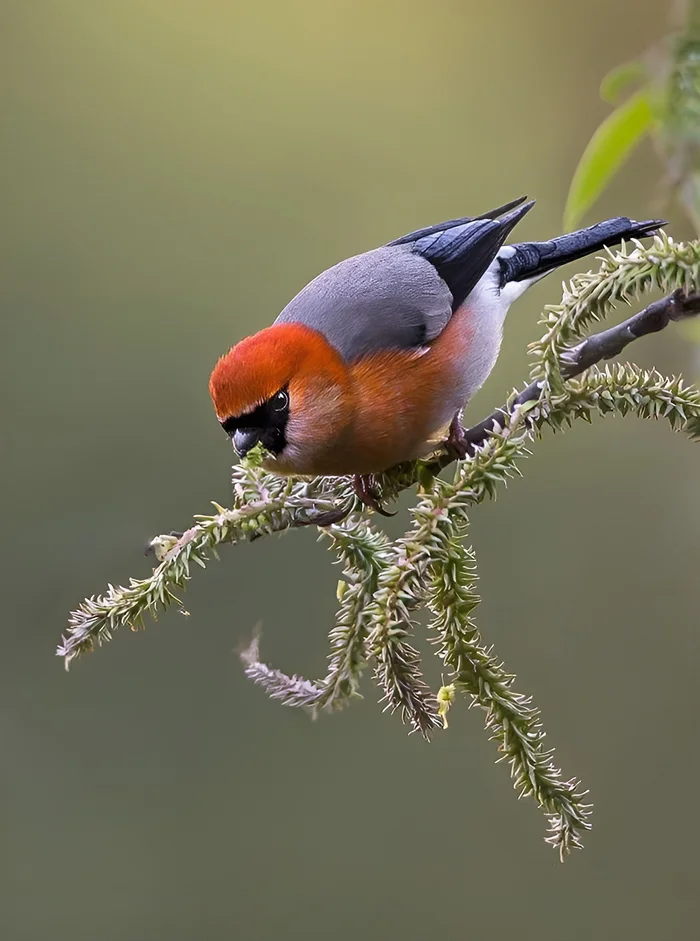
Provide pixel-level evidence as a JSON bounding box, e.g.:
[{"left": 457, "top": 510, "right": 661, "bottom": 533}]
[{"left": 209, "top": 198, "right": 662, "bottom": 512}]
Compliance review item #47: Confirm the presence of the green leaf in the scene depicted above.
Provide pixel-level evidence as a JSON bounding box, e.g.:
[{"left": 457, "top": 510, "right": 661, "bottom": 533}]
[
  {"left": 564, "top": 89, "right": 653, "bottom": 231},
  {"left": 599, "top": 61, "right": 646, "bottom": 104}
]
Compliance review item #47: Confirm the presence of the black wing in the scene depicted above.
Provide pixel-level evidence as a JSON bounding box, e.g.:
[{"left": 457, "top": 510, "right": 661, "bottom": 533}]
[{"left": 389, "top": 199, "right": 535, "bottom": 310}]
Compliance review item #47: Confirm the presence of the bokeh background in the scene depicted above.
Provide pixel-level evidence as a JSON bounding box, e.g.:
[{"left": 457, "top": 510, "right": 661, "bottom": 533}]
[{"left": 3, "top": 2, "right": 699, "bottom": 939}]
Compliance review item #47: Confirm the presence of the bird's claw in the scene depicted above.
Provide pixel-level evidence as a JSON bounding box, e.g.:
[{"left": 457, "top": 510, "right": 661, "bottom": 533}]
[
  {"left": 445, "top": 413, "right": 469, "bottom": 460},
  {"left": 353, "top": 474, "right": 396, "bottom": 516},
  {"left": 297, "top": 475, "right": 395, "bottom": 527}
]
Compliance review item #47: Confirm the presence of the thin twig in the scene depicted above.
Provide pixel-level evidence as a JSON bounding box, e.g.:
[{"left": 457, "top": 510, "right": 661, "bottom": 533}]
[{"left": 240, "top": 629, "right": 325, "bottom": 708}]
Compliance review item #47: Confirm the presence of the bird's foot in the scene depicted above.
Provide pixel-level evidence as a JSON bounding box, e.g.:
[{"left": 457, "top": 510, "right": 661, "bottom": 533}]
[
  {"left": 353, "top": 474, "right": 396, "bottom": 517},
  {"left": 445, "top": 413, "right": 469, "bottom": 460}
]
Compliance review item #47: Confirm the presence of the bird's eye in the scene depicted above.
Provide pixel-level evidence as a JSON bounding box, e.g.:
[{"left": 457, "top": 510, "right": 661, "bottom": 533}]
[{"left": 272, "top": 390, "right": 289, "bottom": 412}]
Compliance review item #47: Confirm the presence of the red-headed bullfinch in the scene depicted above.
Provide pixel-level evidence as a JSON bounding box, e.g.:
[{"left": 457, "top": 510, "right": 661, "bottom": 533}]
[{"left": 209, "top": 198, "right": 662, "bottom": 508}]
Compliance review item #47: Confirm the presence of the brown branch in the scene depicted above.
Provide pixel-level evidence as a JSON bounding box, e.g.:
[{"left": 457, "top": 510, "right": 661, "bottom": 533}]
[{"left": 431, "top": 288, "right": 700, "bottom": 468}]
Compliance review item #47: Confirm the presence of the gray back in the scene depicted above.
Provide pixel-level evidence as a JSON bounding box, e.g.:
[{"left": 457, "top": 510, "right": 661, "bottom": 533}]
[{"left": 274, "top": 245, "right": 453, "bottom": 362}]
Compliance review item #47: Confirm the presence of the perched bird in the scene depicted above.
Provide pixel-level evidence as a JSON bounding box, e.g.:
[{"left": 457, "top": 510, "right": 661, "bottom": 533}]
[{"left": 209, "top": 198, "right": 662, "bottom": 510}]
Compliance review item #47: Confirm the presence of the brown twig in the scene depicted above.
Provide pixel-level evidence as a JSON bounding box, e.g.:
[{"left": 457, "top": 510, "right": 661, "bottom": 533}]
[{"left": 431, "top": 289, "right": 700, "bottom": 467}]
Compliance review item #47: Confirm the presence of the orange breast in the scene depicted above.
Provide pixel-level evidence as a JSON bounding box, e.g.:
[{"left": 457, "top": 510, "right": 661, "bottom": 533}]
[{"left": 319, "top": 308, "right": 475, "bottom": 475}]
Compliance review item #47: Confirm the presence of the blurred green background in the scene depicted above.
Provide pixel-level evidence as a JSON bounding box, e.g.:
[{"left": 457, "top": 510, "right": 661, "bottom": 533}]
[{"left": 3, "top": 2, "right": 699, "bottom": 939}]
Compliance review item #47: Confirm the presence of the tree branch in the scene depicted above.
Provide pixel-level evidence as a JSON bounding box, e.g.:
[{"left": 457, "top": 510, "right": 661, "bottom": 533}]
[
  {"left": 56, "top": 236, "right": 700, "bottom": 857},
  {"left": 435, "top": 289, "right": 700, "bottom": 464}
]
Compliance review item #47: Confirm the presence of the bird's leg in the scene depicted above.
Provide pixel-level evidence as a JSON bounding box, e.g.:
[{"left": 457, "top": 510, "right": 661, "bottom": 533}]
[
  {"left": 353, "top": 474, "right": 395, "bottom": 517},
  {"left": 445, "top": 411, "right": 469, "bottom": 460}
]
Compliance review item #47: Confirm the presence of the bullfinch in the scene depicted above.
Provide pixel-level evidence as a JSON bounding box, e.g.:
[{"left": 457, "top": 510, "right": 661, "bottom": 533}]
[{"left": 209, "top": 198, "right": 662, "bottom": 510}]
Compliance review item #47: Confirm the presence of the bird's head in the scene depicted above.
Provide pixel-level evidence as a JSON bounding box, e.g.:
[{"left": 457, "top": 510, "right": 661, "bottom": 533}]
[{"left": 208, "top": 323, "right": 352, "bottom": 473}]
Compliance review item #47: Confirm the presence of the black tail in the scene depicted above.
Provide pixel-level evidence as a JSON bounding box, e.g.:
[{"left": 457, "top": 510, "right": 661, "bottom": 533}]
[{"left": 500, "top": 217, "right": 664, "bottom": 284}]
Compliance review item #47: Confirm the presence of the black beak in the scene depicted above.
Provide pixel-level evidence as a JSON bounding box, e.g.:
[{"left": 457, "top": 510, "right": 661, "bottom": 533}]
[{"left": 232, "top": 428, "right": 260, "bottom": 457}]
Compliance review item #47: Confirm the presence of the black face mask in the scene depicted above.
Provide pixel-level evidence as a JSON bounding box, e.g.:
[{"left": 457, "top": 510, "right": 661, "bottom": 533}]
[{"left": 220, "top": 388, "right": 290, "bottom": 457}]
